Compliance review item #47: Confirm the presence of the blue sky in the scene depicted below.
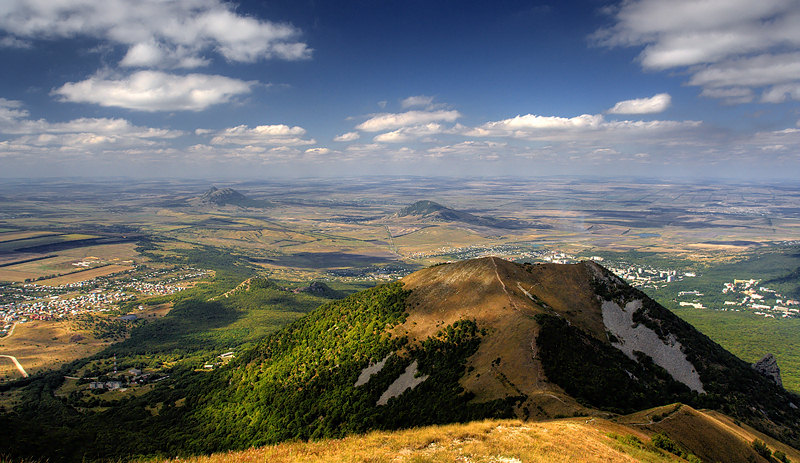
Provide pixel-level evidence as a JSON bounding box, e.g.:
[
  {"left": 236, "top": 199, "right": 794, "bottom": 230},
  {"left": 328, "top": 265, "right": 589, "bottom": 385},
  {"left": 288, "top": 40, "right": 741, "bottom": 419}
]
[{"left": 1, "top": 0, "right": 799, "bottom": 179}]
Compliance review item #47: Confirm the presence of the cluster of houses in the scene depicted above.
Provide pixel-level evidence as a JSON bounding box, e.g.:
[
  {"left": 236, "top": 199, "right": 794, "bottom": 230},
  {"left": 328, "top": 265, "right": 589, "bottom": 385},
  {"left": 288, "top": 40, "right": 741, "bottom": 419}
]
[
  {"left": 88, "top": 368, "right": 165, "bottom": 391},
  {"left": 122, "top": 280, "right": 185, "bottom": 296},
  {"left": 0, "top": 266, "right": 211, "bottom": 332},
  {"left": 0, "top": 290, "right": 134, "bottom": 324},
  {"left": 721, "top": 279, "right": 800, "bottom": 318},
  {"left": 201, "top": 351, "right": 236, "bottom": 370}
]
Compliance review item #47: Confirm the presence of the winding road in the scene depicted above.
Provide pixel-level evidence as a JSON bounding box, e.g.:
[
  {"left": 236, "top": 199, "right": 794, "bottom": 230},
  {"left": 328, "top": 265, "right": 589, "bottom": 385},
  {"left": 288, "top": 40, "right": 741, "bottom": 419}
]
[
  {"left": 0, "top": 354, "right": 28, "bottom": 378},
  {"left": 1, "top": 322, "right": 29, "bottom": 378}
]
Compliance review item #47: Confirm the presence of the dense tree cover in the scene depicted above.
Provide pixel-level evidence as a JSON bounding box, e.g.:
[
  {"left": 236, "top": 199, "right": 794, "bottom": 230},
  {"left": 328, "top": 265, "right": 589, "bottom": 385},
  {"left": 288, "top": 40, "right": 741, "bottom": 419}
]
[
  {"left": 0, "top": 272, "right": 333, "bottom": 462},
  {"left": 177, "top": 283, "right": 515, "bottom": 454},
  {"left": 0, "top": 280, "right": 515, "bottom": 462},
  {"left": 535, "top": 313, "right": 695, "bottom": 414}
]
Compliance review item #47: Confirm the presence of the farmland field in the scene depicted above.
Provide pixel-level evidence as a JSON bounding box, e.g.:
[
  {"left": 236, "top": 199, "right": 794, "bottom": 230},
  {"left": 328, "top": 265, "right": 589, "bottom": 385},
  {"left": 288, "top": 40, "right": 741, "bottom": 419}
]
[{"left": 33, "top": 264, "right": 133, "bottom": 286}]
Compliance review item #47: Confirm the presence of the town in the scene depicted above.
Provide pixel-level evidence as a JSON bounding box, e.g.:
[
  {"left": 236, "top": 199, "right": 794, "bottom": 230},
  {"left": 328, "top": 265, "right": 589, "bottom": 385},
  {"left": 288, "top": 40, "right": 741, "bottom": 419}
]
[
  {"left": 0, "top": 266, "right": 211, "bottom": 337},
  {"left": 719, "top": 279, "right": 800, "bottom": 318}
]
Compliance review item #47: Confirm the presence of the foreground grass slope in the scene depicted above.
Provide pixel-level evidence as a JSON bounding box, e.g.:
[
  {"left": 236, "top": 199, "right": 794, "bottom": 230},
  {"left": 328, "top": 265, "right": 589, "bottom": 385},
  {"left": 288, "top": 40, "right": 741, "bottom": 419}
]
[
  {"left": 153, "top": 418, "right": 677, "bottom": 463},
  {"left": 153, "top": 406, "right": 800, "bottom": 463}
]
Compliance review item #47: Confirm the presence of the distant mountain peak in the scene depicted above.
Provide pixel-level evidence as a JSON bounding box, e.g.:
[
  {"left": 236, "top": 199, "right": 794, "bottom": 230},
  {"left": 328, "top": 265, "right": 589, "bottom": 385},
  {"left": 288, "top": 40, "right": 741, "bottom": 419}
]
[
  {"left": 198, "top": 186, "right": 269, "bottom": 208},
  {"left": 396, "top": 200, "right": 448, "bottom": 217},
  {"left": 393, "top": 200, "right": 547, "bottom": 230}
]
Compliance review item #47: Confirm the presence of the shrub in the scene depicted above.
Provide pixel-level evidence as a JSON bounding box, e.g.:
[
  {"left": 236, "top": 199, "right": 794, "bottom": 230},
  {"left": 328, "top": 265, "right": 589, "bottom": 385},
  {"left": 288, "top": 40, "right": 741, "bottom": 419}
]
[
  {"left": 651, "top": 433, "right": 682, "bottom": 455},
  {"left": 774, "top": 449, "right": 790, "bottom": 463},
  {"left": 752, "top": 439, "right": 771, "bottom": 459}
]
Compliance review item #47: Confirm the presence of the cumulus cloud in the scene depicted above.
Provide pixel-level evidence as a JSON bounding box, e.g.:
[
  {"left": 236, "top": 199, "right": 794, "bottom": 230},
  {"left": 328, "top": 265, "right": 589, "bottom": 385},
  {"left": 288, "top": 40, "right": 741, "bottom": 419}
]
[
  {"left": 206, "top": 124, "right": 315, "bottom": 146},
  {"left": 596, "top": 0, "right": 800, "bottom": 103},
  {"left": 426, "top": 141, "right": 509, "bottom": 159},
  {"left": 356, "top": 110, "right": 461, "bottom": 132},
  {"left": 305, "top": 147, "right": 331, "bottom": 155},
  {"left": 0, "top": 99, "right": 183, "bottom": 158},
  {"left": 373, "top": 123, "right": 445, "bottom": 143},
  {"left": 761, "top": 83, "right": 800, "bottom": 103},
  {"left": 53, "top": 70, "right": 255, "bottom": 111},
  {"left": 607, "top": 93, "right": 671, "bottom": 114},
  {"left": 401, "top": 95, "right": 434, "bottom": 108},
  {"left": 333, "top": 131, "right": 360, "bottom": 142},
  {"left": 0, "top": 0, "right": 311, "bottom": 68},
  {"left": 464, "top": 112, "right": 701, "bottom": 142}
]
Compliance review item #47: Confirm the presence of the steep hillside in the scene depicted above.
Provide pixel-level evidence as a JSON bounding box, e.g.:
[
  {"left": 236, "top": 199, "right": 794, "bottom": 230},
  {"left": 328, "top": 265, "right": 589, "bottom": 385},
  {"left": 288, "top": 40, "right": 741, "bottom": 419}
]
[
  {"left": 176, "top": 257, "right": 800, "bottom": 455},
  {"left": 5, "top": 257, "right": 800, "bottom": 462}
]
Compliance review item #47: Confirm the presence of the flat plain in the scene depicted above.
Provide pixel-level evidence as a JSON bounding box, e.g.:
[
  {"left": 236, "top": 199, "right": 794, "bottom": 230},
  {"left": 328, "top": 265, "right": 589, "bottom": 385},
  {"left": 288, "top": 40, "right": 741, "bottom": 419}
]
[{"left": 1, "top": 176, "right": 800, "bottom": 389}]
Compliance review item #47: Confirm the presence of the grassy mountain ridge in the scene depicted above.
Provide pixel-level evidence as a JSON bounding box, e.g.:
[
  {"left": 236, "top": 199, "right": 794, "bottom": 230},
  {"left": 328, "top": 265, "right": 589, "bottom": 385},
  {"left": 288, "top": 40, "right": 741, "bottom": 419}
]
[
  {"left": 151, "top": 406, "right": 800, "bottom": 463},
  {"left": 175, "top": 257, "right": 800, "bottom": 458}
]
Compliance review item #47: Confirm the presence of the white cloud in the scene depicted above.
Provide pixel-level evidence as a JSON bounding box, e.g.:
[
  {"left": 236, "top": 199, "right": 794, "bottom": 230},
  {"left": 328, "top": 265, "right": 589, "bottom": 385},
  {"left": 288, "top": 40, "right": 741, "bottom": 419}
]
[
  {"left": 356, "top": 110, "right": 461, "bottom": 132},
  {"left": 688, "top": 53, "right": 800, "bottom": 89},
  {"left": 597, "top": 0, "right": 800, "bottom": 103},
  {"left": 464, "top": 113, "right": 701, "bottom": 142},
  {"left": 426, "top": 141, "right": 508, "bottom": 159},
  {"left": 466, "top": 114, "right": 603, "bottom": 137},
  {"left": 0, "top": 35, "right": 30, "bottom": 48},
  {"left": 0, "top": 0, "right": 311, "bottom": 68},
  {"left": 373, "top": 123, "right": 445, "bottom": 143},
  {"left": 305, "top": 147, "right": 331, "bottom": 155},
  {"left": 206, "top": 124, "right": 315, "bottom": 146},
  {"left": 607, "top": 93, "right": 671, "bottom": 114},
  {"left": 0, "top": 99, "right": 183, "bottom": 158},
  {"left": 333, "top": 131, "right": 360, "bottom": 142},
  {"left": 401, "top": 95, "right": 434, "bottom": 108},
  {"left": 0, "top": 98, "right": 29, "bottom": 126},
  {"left": 761, "top": 83, "right": 800, "bottom": 103},
  {"left": 53, "top": 70, "right": 255, "bottom": 111},
  {"left": 699, "top": 87, "right": 754, "bottom": 104}
]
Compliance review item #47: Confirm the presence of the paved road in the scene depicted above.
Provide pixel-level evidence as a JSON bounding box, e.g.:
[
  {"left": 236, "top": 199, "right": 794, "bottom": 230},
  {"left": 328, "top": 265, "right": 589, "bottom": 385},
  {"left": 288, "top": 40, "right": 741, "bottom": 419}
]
[{"left": 0, "top": 354, "right": 28, "bottom": 378}]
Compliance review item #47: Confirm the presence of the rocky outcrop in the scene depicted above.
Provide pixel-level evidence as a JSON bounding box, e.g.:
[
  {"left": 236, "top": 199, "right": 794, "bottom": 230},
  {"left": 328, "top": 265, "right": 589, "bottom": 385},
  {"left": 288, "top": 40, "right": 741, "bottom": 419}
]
[{"left": 752, "top": 353, "right": 783, "bottom": 387}]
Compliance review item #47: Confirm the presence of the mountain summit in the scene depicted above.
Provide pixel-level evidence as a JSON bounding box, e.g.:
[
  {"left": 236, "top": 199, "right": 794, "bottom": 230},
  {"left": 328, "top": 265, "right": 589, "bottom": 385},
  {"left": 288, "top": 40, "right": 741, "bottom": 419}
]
[{"left": 183, "top": 257, "right": 800, "bottom": 456}]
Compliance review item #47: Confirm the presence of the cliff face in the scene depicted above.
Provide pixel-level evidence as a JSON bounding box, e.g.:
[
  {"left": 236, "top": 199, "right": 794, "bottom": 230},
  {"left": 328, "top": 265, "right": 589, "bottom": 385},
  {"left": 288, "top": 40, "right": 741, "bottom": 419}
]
[{"left": 753, "top": 353, "right": 783, "bottom": 387}]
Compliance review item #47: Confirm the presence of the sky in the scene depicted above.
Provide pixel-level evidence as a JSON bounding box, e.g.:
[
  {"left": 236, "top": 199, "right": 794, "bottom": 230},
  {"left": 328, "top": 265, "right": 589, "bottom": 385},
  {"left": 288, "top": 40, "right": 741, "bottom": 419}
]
[{"left": 0, "top": 0, "right": 799, "bottom": 180}]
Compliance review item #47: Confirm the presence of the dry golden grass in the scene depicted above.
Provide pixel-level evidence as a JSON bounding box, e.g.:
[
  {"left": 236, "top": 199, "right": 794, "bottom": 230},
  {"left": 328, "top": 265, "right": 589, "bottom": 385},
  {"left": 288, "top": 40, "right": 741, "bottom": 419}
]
[
  {"left": 398, "top": 258, "right": 613, "bottom": 419},
  {"left": 0, "top": 320, "right": 110, "bottom": 377},
  {"left": 0, "top": 242, "right": 141, "bottom": 282},
  {"left": 154, "top": 419, "right": 678, "bottom": 463},
  {"left": 618, "top": 404, "right": 800, "bottom": 463}
]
